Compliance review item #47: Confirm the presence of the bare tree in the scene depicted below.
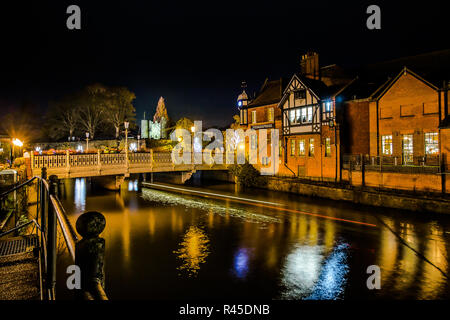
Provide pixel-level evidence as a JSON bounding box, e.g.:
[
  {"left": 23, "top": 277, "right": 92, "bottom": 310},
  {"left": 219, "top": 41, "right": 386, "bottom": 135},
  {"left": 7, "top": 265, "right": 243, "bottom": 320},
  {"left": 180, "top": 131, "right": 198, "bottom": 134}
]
[
  {"left": 77, "top": 84, "right": 108, "bottom": 139},
  {"left": 104, "top": 87, "right": 136, "bottom": 138},
  {"left": 47, "top": 97, "right": 79, "bottom": 140}
]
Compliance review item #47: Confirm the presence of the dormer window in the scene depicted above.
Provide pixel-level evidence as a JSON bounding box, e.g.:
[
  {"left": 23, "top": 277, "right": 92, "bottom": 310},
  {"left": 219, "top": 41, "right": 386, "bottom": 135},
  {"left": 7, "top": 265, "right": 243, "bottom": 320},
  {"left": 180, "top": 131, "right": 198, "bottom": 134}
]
[{"left": 294, "top": 90, "right": 306, "bottom": 100}]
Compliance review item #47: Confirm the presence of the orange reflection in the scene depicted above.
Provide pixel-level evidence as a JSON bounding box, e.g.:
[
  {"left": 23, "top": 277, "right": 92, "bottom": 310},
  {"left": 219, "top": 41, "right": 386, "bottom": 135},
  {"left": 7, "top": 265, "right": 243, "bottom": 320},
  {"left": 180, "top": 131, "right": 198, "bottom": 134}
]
[{"left": 174, "top": 226, "right": 210, "bottom": 276}]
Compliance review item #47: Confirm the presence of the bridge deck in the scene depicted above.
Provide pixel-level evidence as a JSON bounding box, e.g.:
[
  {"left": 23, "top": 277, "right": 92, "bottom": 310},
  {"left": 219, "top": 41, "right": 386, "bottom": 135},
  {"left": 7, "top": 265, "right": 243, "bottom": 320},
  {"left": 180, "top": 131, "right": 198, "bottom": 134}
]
[{"left": 0, "top": 235, "right": 41, "bottom": 300}]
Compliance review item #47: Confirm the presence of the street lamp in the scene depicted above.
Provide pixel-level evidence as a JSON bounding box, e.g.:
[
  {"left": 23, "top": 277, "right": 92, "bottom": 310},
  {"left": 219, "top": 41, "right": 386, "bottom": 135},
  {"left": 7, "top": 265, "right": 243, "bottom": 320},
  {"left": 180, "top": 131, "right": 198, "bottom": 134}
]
[
  {"left": 85, "top": 132, "right": 90, "bottom": 152},
  {"left": 124, "top": 121, "right": 129, "bottom": 166},
  {"left": 10, "top": 138, "right": 23, "bottom": 167},
  {"left": 137, "top": 134, "right": 141, "bottom": 151}
]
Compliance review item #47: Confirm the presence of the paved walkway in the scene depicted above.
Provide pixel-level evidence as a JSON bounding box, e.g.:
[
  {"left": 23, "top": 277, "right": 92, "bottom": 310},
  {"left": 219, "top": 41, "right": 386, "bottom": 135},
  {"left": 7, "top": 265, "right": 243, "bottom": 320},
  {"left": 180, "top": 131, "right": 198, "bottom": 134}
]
[{"left": 0, "top": 235, "right": 41, "bottom": 300}]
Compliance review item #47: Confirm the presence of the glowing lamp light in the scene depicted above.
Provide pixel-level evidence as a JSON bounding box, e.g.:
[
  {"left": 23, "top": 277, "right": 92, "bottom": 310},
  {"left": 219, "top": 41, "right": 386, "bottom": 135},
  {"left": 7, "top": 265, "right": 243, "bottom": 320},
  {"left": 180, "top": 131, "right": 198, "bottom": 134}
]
[
  {"left": 178, "top": 137, "right": 182, "bottom": 142},
  {"left": 191, "top": 126, "right": 195, "bottom": 133},
  {"left": 129, "top": 143, "right": 137, "bottom": 152},
  {"left": 12, "top": 138, "right": 23, "bottom": 147},
  {"left": 77, "top": 145, "right": 84, "bottom": 153},
  {"left": 238, "top": 101, "right": 242, "bottom": 107},
  {"left": 238, "top": 143, "right": 245, "bottom": 151}
]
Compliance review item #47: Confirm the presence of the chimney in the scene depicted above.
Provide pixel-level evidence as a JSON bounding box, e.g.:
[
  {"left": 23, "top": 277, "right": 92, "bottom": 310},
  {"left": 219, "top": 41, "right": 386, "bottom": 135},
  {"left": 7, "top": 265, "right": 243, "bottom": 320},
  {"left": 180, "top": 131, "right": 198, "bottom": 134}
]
[{"left": 300, "top": 51, "right": 320, "bottom": 80}]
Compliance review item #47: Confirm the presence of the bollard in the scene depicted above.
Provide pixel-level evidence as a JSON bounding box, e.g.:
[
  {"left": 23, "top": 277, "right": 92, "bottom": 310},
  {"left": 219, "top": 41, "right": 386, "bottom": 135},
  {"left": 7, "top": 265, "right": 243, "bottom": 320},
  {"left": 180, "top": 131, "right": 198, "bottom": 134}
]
[{"left": 75, "top": 211, "right": 107, "bottom": 300}]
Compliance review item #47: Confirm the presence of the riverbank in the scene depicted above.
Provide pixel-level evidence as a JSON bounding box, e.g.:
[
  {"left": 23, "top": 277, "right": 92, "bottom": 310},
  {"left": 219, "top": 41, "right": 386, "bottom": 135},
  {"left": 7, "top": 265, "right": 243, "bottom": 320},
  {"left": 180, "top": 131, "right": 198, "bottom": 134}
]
[{"left": 200, "top": 171, "right": 450, "bottom": 214}]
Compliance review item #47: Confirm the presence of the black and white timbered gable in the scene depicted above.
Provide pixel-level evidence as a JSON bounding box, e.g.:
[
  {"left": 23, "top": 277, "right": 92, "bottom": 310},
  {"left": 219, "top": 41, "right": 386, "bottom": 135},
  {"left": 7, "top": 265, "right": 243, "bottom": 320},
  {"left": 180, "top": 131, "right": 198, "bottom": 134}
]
[{"left": 278, "top": 74, "right": 328, "bottom": 136}]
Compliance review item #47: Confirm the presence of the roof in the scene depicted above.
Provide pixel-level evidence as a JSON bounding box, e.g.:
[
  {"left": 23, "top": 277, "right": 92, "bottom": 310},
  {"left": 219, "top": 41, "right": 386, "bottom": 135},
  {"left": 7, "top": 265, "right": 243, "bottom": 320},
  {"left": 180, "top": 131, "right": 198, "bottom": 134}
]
[
  {"left": 360, "top": 49, "right": 450, "bottom": 88},
  {"left": 246, "top": 78, "right": 286, "bottom": 108}
]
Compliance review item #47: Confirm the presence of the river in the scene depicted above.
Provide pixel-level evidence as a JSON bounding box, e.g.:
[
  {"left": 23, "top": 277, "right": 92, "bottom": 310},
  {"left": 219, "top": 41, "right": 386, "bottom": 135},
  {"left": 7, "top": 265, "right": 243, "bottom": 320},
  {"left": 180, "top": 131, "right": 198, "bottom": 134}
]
[{"left": 55, "top": 176, "right": 450, "bottom": 299}]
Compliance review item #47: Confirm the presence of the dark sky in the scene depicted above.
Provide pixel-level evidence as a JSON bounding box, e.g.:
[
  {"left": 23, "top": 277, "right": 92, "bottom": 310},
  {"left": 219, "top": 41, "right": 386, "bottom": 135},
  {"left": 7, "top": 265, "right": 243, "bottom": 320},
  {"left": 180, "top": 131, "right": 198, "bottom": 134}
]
[{"left": 0, "top": 1, "right": 447, "bottom": 128}]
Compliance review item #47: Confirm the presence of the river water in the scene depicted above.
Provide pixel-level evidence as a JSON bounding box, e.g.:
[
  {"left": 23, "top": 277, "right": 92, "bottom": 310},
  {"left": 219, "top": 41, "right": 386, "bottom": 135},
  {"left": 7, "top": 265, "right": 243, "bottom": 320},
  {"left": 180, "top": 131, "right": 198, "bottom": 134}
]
[{"left": 55, "top": 177, "right": 450, "bottom": 299}]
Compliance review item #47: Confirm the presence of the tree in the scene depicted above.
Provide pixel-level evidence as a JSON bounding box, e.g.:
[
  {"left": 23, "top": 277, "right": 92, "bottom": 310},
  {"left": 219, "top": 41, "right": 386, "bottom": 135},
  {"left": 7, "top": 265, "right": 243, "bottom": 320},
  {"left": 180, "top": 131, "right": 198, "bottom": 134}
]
[
  {"left": 154, "top": 97, "right": 169, "bottom": 123},
  {"left": 46, "top": 96, "right": 79, "bottom": 140},
  {"left": 103, "top": 87, "right": 136, "bottom": 138},
  {"left": 175, "top": 117, "right": 194, "bottom": 131},
  {"left": 77, "top": 84, "right": 108, "bottom": 139},
  {"left": 230, "top": 114, "right": 241, "bottom": 130}
]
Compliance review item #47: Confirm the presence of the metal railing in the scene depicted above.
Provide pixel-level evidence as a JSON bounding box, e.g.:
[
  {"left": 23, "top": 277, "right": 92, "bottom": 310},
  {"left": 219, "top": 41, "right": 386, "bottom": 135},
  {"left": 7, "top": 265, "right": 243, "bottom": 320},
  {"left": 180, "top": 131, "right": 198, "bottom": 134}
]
[
  {"left": 0, "top": 169, "right": 107, "bottom": 300},
  {"left": 343, "top": 154, "right": 444, "bottom": 174}
]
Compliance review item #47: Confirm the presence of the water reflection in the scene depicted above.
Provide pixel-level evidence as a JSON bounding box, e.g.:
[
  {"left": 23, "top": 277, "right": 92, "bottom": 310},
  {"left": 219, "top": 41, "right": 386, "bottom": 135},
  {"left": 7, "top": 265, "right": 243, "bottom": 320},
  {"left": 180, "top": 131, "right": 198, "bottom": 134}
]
[
  {"left": 233, "top": 248, "right": 250, "bottom": 279},
  {"left": 280, "top": 245, "right": 324, "bottom": 299},
  {"left": 56, "top": 179, "right": 450, "bottom": 299},
  {"left": 305, "top": 243, "right": 349, "bottom": 300},
  {"left": 173, "top": 226, "right": 210, "bottom": 276},
  {"left": 74, "top": 178, "right": 86, "bottom": 211}
]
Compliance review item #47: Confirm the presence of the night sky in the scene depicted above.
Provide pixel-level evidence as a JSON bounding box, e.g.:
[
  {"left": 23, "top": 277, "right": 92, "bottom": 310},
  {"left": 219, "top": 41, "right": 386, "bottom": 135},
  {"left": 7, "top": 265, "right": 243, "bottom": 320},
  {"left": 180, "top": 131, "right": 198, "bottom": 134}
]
[{"left": 0, "top": 1, "right": 447, "bottom": 128}]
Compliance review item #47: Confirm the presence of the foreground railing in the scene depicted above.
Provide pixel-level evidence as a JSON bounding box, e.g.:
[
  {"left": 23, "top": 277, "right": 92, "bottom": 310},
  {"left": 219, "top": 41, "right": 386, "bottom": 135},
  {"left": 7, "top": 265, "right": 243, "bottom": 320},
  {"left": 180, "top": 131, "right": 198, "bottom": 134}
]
[{"left": 0, "top": 169, "right": 108, "bottom": 300}]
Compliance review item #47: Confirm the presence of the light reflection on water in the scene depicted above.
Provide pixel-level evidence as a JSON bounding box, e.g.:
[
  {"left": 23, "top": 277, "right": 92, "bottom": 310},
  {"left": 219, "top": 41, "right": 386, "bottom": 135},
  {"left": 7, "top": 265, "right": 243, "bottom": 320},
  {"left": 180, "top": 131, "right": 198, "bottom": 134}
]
[
  {"left": 56, "top": 178, "right": 450, "bottom": 300},
  {"left": 74, "top": 178, "right": 86, "bottom": 212},
  {"left": 173, "top": 226, "right": 210, "bottom": 276}
]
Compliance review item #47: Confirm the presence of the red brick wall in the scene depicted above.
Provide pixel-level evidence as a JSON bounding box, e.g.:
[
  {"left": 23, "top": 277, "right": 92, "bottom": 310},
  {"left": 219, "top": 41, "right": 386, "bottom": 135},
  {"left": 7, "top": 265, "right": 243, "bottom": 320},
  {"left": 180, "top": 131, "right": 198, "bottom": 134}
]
[{"left": 342, "top": 100, "right": 370, "bottom": 155}]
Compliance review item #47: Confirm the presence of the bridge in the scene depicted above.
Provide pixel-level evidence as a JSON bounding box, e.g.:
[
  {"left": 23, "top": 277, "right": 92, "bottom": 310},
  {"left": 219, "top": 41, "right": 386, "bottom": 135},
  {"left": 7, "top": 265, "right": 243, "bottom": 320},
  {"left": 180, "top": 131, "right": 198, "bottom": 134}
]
[{"left": 30, "top": 151, "right": 229, "bottom": 180}]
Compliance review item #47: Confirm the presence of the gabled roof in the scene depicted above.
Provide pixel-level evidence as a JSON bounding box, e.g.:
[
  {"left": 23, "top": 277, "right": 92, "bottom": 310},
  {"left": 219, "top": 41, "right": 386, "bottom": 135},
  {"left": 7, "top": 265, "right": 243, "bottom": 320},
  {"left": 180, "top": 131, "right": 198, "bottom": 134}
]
[
  {"left": 277, "top": 73, "right": 352, "bottom": 108},
  {"left": 371, "top": 67, "right": 439, "bottom": 101},
  {"left": 360, "top": 49, "right": 450, "bottom": 89},
  {"left": 246, "top": 78, "right": 286, "bottom": 108}
]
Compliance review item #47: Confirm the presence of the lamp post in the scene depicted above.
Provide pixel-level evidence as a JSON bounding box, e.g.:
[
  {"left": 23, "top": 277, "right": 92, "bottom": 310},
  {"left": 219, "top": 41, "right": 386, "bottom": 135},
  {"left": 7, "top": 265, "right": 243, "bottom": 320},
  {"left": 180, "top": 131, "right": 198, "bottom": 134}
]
[
  {"left": 10, "top": 138, "right": 23, "bottom": 168},
  {"left": 124, "top": 121, "right": 129, "bottom": 167},
  {"left": 85, "top": 132, "right": 90, "bottom": 152},
  {"left": 137, "top": 134, "right": 141, "bottom": 151}
]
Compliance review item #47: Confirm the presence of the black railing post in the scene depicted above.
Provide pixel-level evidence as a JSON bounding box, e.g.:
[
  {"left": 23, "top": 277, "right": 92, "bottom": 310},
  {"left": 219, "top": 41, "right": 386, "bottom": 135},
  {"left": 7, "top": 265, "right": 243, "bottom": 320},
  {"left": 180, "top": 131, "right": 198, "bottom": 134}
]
[
  {"left": 40, "top": 168, "right": 47, "bottom": 236},
  {"left": 75, "top": 211, "right": 107, "bottom": 300},
  {"left": 47, "top": 175, "right": 58, "bottom": 299}
]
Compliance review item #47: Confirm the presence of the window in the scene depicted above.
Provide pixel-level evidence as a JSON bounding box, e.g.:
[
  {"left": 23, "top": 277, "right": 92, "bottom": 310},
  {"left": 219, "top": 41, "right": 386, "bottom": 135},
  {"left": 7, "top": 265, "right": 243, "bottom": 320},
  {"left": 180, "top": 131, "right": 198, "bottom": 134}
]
[
  {"left": 290, "top": 140, "right": 295, "bottom": 156},
  {"left": 298, "top": 140, "right": 305, "bottom": 156},
  {"left": 324, "top": 101, "right": 333, "bottom": 112},
  {"left": 267, "top": 108, "right": 274, "bottom": 122},
  {"left": 309, "top": 139, "right": 315, "bottom": 156},
  {"left": 252, "top": 110, "right": 257, "bottom": 124},
  {"left": 294, "top": 90, "right": 306, "bottom": 100},
  {"left": 250, "top": 134, "right": 257, "bottom": 150},
  {"left": 306, "top": 106, "right": 313, "bottom": 123},
  {"left": 325, "top": 138, "right": 331, "bottom": 157},
  {"left": 289, "top": 106, "right": 314, "bottom": 124},
  {"left": 424, "top": 132, "right": 439, "bottom": 155},
  {"left": 289, "top": 110, "right": 295, "bottom": 123},
  {"left": 381, "top": 135, "right": 393, "bottom": 155},
  {"left": 295, "top": 109, "right": 301, "bottom": 123}
]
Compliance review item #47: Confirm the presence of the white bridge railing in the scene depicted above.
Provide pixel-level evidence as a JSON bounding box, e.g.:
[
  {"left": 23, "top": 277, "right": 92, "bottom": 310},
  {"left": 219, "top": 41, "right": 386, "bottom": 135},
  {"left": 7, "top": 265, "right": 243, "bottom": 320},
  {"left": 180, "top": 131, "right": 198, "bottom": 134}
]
[{"left": 31, "top": 151, "right": 227, "bottom": 171}]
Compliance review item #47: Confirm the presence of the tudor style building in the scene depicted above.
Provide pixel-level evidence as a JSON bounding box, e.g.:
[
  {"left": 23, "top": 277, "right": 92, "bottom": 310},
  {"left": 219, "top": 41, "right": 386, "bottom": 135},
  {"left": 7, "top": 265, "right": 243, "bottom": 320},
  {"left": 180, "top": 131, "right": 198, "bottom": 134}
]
[{"left": 277, "top": 73, "right": 351, "bottom": 179}]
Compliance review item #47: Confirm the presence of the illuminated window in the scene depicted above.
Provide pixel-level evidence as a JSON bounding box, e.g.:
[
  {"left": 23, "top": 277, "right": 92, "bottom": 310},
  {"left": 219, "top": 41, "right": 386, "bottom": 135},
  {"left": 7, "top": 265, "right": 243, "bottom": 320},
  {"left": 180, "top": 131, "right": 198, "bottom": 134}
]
[
  {"left": 250, "top": 134, "right": 257, "bottom": 150},
  {"left": 325, "top": 138, "right": 331, "bottom": 157},
  {"left": 424, "top": 132, "right": 439, "bottom": 155},
  {"left": 289, "top": 110, "right": 295, "bottom": 123},
  {"left": 295, "top": 109, "right": 301, "bottom": 123},
  {"left": 251, "top": 110, "right": 257, "bottom": 124},
  {"left": 307, "top": 106, "right": 313, "bottom": 123},
  {"left": 290, "top": 140, "right": 295, "bottom": 156},
  {"left": 309, "top": 139, "right": 315, "bottom": 156},
  {"left": 324, "top": 101, "right": 333, "bottom": 112},
  {"left": 381, "top": 135, "right": 393, "bottom": 155},
  {"left": 298, "top": 140, "right": 305, "bottom": 156},
  {"left": 267, "top": 108, "right": 274, "bottom": 122}
]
